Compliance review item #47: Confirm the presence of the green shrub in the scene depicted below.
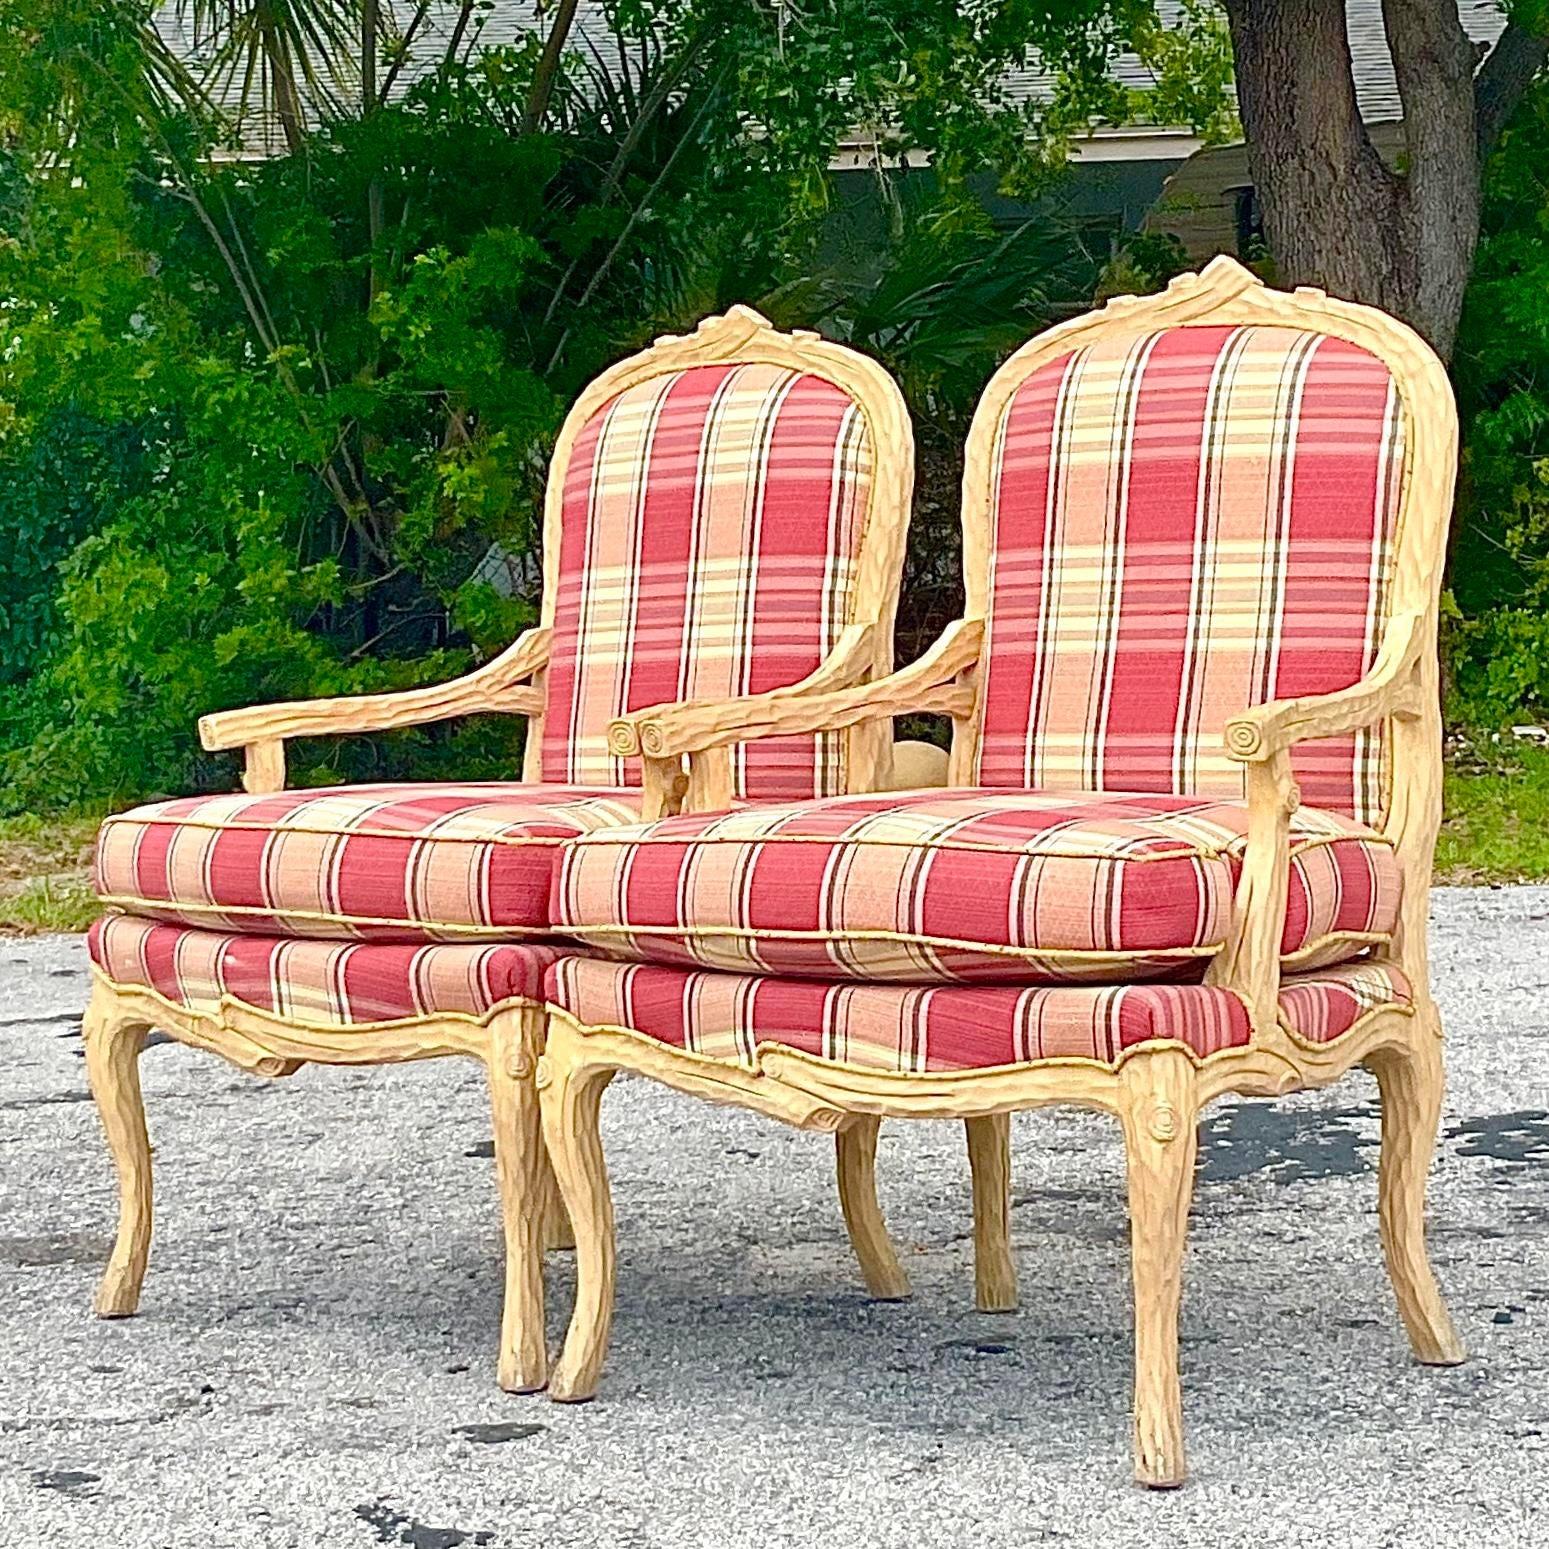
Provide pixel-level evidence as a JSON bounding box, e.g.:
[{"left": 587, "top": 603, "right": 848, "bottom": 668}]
[
  {"left": 0, "top": 7, "right": 830, "bottom": 810},
  {"left": 0, "top": 2, "right": 1263, "bottom": 811},
  {"left": 1450, "top": 79, "right": 1549, "bottom": 730}
]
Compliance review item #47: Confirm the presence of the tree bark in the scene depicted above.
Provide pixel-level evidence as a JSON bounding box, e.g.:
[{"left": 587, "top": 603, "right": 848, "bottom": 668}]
[
  {"left": 1475, "top": 21, "right": 1549, "bottom": 153},
  {"left": 256, "top": 5, "right": 306, "bottom": 155},
  {"left": 522, "top": 0, "right": 583, "bottom": 135},
  {"left": 362, "top": 0, "right": 378, "bottom": 111},
  {"left": 1222, "top": 0, "right": 1490, "bottom": 358},
  {"left": 1380, "top": 0, "right": 1481, "bottom": 356}
]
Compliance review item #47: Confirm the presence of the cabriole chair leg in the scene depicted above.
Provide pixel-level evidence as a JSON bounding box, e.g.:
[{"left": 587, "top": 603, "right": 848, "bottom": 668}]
[
  {"left": 1366, "top": 1019, "right": 1465, "bottom": 1366},
  {"left": 83, "top": 984, "right": 154, "bottom": 1319},
  {"left": 965, "top": 1114, "right": 1018, "bottom": 1312},
  {"left": 488, "top": 1007, "right": 550, "bottom": 1393},
  {"left": 836, "top": 1116, "right": 910, "bottom": 1300},
  {"left": 538, "top": 1027, "right": 617, "bottom": 1403},
  {"left": 539, "top": 1146, "right": 576, "bottom": 1253},
  {"left": 1117, "top": 1048, "right": 1199, "bottom": 1489}
]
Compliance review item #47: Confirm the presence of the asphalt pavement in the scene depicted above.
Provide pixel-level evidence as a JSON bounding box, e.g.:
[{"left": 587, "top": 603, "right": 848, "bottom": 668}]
[{"left": 2, "top": 887, "right": 1548, "bottom": 1546}]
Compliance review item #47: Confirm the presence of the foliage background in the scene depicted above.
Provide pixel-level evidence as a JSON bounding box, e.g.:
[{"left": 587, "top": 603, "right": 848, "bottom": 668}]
[
  {"left": 1449, "top": 80, "right": 1549, "bottom": 727},
  {"left": 0, "top": 0, "right": 1133, "bottom": 810},
  {"left": 0, "top": 0, "right": 1542, "bottom": 821}
]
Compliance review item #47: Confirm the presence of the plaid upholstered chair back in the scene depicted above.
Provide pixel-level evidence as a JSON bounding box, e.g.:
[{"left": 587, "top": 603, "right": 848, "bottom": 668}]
[
  {"left": 535, "top": 315, "right": 909, "bottom": 801},
  {"left": 969, "top": 317, "right": 1410, "bottom": 824}
]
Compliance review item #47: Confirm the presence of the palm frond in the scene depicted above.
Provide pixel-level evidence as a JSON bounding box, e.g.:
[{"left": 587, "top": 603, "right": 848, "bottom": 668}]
[{"left": 171, "top": 0, "right": 367, "bottom": 146}]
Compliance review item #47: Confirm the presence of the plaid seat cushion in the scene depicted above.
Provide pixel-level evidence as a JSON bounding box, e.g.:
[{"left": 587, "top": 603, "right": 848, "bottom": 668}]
[
  {"left": 540, "top": 361, "right": 873, "bottom": 800},
  {"left": 89, "top": 916, "right": 568, "bottom": 1025},
  {"left": 544, "top": 956, "right": 1412, "bottom": 1072},
  {"left": 95, "top": 783, "right": 643, "bottom": 942},
  {"left": 978, "top": 324, "right": 1405, "bottom": 823},
  {"left": 550, "top": 787, "right": 1399, "bottom": 985}
]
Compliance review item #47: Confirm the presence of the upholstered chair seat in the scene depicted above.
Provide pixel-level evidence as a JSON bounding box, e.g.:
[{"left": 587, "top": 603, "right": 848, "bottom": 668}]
[
  {"left": 548, "top": 786, "right": 1399, "bottom": 984},
  {"left": 96, "top": 783, "right": 646, "bottom": 941}
]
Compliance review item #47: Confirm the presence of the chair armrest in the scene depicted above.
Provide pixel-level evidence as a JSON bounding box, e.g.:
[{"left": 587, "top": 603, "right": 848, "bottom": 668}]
[
  {"left": 197, "top": 627, "right": 552, "bottom": 787},
  {"left": 1211, "top": 608, "right": 1431, "bottom": 1031},
  {"left": 1224, "top": 609, "right": 1428, "bottom": 762},
  {"left": 610, "top": 618, "right": 984, "bottom": 761}
]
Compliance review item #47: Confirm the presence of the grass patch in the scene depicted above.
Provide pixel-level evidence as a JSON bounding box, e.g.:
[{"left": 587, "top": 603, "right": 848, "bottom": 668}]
[
  {"left": 1437, "top": 740, "right": 1549, "bottom": 884},
  {"left": 0, "top": 812, "right": 100, "bottom": 934},
  {"left": 0, "top": 752, "right": 1543, "bottom": 936},
  {"left": 0, "top": 874, "right": 99, "bottom": 933}
]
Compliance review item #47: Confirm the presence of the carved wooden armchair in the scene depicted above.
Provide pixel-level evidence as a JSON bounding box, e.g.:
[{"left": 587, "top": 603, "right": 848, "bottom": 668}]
[
  {"left": 82, "top": 308, "right": 923, "bottom": 1394},
  {"left": 535, "top": 258, "right": 1465, "bottom": 1485}
]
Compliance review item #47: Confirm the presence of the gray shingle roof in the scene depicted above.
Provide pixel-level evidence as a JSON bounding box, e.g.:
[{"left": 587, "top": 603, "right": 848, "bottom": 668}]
[
  {"left": 998, "top": 1, "right": 1507, "bottom": 125},
  {"left": 156, "top": 0, "right": 1512, "bottom": 158},
  {"left": 1348, "top": 0, "right": 1505, "bottom": 120}
]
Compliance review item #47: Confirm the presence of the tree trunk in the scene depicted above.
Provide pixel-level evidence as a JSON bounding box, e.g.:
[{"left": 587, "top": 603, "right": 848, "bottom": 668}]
[
  {"left": 1380, "top": 0, "right": 1482, "bottom": 353},
  {"left": 1222, "top": 0, "right": 1479, "bottom": 358},
  {"left": 256, "top": 6, "right": 306, "bottom": 155},
  {"left": 522, "top": 0, "right": 583, "bottom": 135},
  {"left": 364, "top": 0, "right": 383, "bottom": 300},
  {"left": 362, "top": 0, "right": 378, "bottom": 111}
]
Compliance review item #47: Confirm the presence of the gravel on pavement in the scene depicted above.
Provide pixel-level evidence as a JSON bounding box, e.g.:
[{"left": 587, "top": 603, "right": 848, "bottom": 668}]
[{"left": 2, "top": 886, "right": 1548, "bottom": 1547}]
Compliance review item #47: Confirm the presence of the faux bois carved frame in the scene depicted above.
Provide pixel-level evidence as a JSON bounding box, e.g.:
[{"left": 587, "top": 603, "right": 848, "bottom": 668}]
[{"left": 540, "top": 257, "right": 1465, "bottom": 1487}]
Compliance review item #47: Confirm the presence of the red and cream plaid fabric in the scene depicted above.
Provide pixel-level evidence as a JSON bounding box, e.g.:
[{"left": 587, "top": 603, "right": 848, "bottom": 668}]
[
  {"left": 95, "top": 783, "right": 643, "bottom": 942},
  {"left": 977, "top": 324, "right": 1405, "bottom": 823},
  {"left": 544, "top": 956, "right": 1412, "bottom": 1072},
  {"left": 549, "top": 787, "right": 1399, "bottom": 985},
  {"left": 539, "top": 362, "right": 873, "bottom": 800},
  {"left": 90, "top": 916, "right": 567, "bottom": 1025}
]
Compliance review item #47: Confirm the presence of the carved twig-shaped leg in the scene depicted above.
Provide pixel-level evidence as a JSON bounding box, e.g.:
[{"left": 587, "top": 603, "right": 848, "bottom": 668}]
[
  {"left": 538, "top": 1145, "right": 576, "bottom": 1253},
  {"left": 1117, "top": 1048, "right": 1199, "bottom": 1489},
  {"left": 1366, "top": 1023, "right": 1465, "bottom": 1366},
  {"left": 835, "top": 1116, "right": 910, "bottom": 1301},
  {"left": 965, "top": 1114, "right": 1018, "bottom": 1312},
  {"left": 521, "top": 1005, "right": 573, "bottom": 1254},
  {"left": 83, "top": 983, "right": 154, "bottom": 1318},
  {"left": 539, "top": 1024, "right": 616, "bottom": 1403},
  {"left": 487, "top": 1007, "right": 549, "bottom": 1393}
]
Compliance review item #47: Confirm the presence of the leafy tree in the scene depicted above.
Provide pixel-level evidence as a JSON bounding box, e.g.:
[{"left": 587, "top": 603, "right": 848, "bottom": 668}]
[
  {"left": 1220, "top": 0, "right": 1549, "bottom": 358},
  {"left": 179, "top": 0, "right": 362, "bottom": 149},
  {"left": 2, "top": 0, "right": 1172, "bottom": 810},
  {"left": 40, "top": 1, "right": 1490, "bottom": 807},
  {"left": 0, "top": 2, "right": 822, "bottom": 805},
  {"left": 1449, "top": 74, "right": 1549, "bottom": 723}
]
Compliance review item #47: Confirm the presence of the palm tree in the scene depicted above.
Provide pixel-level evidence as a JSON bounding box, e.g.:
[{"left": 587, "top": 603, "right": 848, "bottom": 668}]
[
  {"left": 157, "top": 1, "right": 588, "bottom": 152},
  {"left": 167, "top": 0, "right": 361, "bottom": 150}
]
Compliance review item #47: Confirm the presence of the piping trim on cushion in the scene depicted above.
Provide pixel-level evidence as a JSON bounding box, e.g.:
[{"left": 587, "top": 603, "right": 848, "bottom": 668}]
[
  {"left": 558, "top": 826, "right": 1393, "bottom": 865},
  {"left": 94, "top": 898, "right": 567, "bottom": 938}
]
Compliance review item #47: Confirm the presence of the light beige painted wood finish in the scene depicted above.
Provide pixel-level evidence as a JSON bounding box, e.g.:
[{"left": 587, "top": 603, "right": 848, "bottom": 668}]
[
  {"left": 83, "top": 976, "right": 563, "bottom": 1392},
  {"left": 538, "top": 258, "right": 1466, "bottom": 1486},
  {"left": 85, "top": 309, "right": 924, "bottom": 1392}
]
